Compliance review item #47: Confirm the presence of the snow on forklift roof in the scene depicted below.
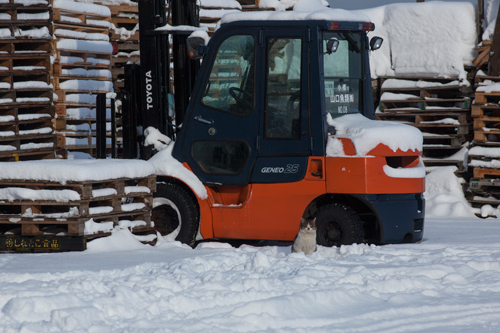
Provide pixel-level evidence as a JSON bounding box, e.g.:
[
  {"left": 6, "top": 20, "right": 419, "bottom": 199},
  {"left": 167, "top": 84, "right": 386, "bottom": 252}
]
[{"left": 219, "top": 8, "right": 371, "bottom": 27}]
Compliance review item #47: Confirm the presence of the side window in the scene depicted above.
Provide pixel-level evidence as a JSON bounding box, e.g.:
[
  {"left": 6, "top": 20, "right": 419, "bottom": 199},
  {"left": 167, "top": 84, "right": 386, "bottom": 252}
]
[
  {"left": 191, "top": 141, "right": 250, "bottom": 175},
  {"left": 323, "top": 32, "right": 362, "bottom": 116},
  {"left": 201, "top": 35, "right": 255, "bottom": 116},
  {"left": 265, "top": 37, "right": 302, "bottom": 139}
]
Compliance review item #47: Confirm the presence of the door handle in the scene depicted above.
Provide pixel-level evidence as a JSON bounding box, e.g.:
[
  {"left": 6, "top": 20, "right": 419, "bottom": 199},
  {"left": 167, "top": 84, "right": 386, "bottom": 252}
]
[{"left": 194, "top": 115, "right": 213, "bottom": 125}]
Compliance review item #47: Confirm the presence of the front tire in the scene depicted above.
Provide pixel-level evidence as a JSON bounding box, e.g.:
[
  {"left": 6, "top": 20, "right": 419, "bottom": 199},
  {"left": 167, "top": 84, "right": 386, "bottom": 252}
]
[
  {"left": 316, "top": 203, "right": 364, "bottom": 247},
  {"left": 152, "top": 182, "right": 199, "bottom": 247}
]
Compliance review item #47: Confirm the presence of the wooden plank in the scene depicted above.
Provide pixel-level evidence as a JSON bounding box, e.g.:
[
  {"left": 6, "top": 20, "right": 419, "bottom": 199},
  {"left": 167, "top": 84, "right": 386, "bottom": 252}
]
[{"left": 473, "top": 167, "right": 500, "bottom": 178}]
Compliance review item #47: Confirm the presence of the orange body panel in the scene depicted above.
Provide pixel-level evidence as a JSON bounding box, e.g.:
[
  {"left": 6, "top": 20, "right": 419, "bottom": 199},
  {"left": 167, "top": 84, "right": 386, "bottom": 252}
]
[
  {"left": 179, "top": 142, "right": 424, "bottom": 240},
  {"left": 210, "top": 179, "right": 325, "bottom": 241}
]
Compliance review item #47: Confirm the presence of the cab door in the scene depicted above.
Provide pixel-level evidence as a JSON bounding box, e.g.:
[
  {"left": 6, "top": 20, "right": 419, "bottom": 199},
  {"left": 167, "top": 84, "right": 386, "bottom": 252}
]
[
  {"left": 250, "top": 29, "right": 311, "bottom": 183},
  {"left": 180, "top": 31, "right": 260, "bottom": 186}
]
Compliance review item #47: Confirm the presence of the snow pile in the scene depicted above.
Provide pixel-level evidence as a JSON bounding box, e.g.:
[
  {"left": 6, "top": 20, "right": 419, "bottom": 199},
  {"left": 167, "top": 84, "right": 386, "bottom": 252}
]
[
  {"left": 17, "top": 12, "right": 50, "bottom": 20},
  {"left": 199, "top": 0, "right": 241, "bottom": 9},
  {"left": 327, "top": 113, "right": 422, "bottom": 156},
  {"left": 55, "top": 29, "right": 109, "bottom": 41},
  {"left": 200, "top": 8, "right": 240, "bottom": 19},
  {"left": 144, "top": 126, "right": 171, "bottom": 152},
  {"left": 0, "top": 159, "right": 156, "bottom": 184},
  {"left": 59, "top": 79, "right": 113, "bottom": 92},
  {"left": 53, "top": 0, "right": 111, "bottom": 17},
  {"left": 57, "top": 39, "right": 113, "bottom": 54},
  {"left": 149, "top": 144, "right": 208, "bottom": 200},
  {"left": 14, "top": 26, "right": 51, "bottom": 39},
  {"left": 219, "top": 6, "right": 369, "bottom": 26},
  {"left": 484, "top": 0, "right": 500, "bottom": 40},
  {"left": 0, "top": 188, "right": 81, "bottom": 202},
  {"left": 358, "top": 2, "right": 476, "bottom": 83},
  {"left": 259, "top": 0, "right": 285, "bottom": 11},
  {"left": 424, "top": 166, "right": 476, "bottom": 218},
  {"left": 13, "top": 81, "right": 51, "bottom": 89},
  {"left": 476, "top": 81, "right": 500, "bottom": 93},
  {"left": 2, "top": 221, "right": 500, "bottom": 331}
]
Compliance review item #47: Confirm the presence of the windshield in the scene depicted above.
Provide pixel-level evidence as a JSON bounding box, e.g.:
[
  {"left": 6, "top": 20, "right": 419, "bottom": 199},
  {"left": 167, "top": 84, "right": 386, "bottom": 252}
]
[{"left": 323, "top": 32, "right": 362, "bottom": 118}]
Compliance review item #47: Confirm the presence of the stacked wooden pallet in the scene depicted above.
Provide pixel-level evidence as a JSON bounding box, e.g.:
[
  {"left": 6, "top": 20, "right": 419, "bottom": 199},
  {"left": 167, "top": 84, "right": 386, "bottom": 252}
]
[
  {"left": 52, "top": 0, "right": 114, "bottom": 158},
  {"left": 466, "top": 75, "right": 500, "bottom": 209},
  {"left": 0, "top": 0, "right": 56, "bottom": 161},
  {"left": 237, "top": 0, "right": 284, "bottom": 12},
  {"left": 0, "top": 164, "right": 155, "bottom": 252},
  {"left": 200, "top": 0, "right": 241, "bottom": 35},
  {"left": 377, "top": 77, "right": 471, "bottom": 170},
  {"left": 108, "top": 3, "right": 139, "bottom": 92}
]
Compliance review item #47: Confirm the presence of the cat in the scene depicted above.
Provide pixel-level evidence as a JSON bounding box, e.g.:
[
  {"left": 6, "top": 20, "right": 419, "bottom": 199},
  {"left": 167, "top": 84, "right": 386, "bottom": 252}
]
[{"left": 291, "top": 217, "right": 317, "bottom": 255}]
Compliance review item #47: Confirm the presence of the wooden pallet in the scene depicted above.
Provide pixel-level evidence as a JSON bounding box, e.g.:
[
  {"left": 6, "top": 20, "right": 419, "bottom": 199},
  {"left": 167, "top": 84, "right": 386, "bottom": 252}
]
[
  {"left": 53, "top": 49, "right": 113, "bottom": 63},
  {"left": 0, "top": 89, "right": 52, "bottom": 106},
  {"left": 472, "top": 167, "right": 500, "bottom": 179},
  {"left": 53, "top": 22, "right": 109, "bottom": 36},
  {"left": 473, "top": 129, "right": 500, "bottom": 143},
  {"left": 0, "top": 39, "right": 51, "bottom": 55},
  {"left": 422, "top": 133, "right": 467, "bottom": 148},
  {"left": 471, "top": 104, "right": 500, "bottom": 118},
  {"left": 470, "top": 177, "right": 500, "bottom": 191},
  {"left": 0, "top": 25, "right": 52, "bottom": 40},
  {"left": 0, "top": 133, "right": 56, "bottom": 160},
  {"left": 475, "top": 91, "right": 500, "bottom": 105},
  {"left": 55, "top": 104, "right": 109, "bottom": 118},
  {"left": 0, "top": 175, "right": 155, "bottom": 231},
  {"left": 376, "top": 112, "right": 468, "bottom": 125},
  {"left": 0, "top": 12, "right": 52, "bottom": 25},
  {"left": 473, "top": 41, "right": 491, "bottom": 69},
  {"left": 107, "top": 4, "right": 138, "bottom": 16},
  {"left": 423, "top": 158, "right": 465, "bottom": 172},
  {"left": 379, "top": 98, "right": 470, "bottom": 113},
  {"left": 0, "top": 105, "right": 55, "bottom": 118},
  {"left": 0, "top": 55, "right": 50, "bottom": 72},
  {"left": 0, "top": 0, "right": 49, "bottom": 8},
  {"left": 51, "top": 76, "right": 113, "bottom": 91},
  {"left": 380, "top": 83, "right": 463, "bottom": 99},
  {"left": 53, "top": 8, "right": 110, "bottom": 27}
]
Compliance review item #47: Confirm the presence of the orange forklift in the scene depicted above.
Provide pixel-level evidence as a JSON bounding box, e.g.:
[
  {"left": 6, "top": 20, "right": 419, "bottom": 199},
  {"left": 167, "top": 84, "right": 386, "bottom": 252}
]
[{"left": 124, "top": 0, "right": 425, "bottom": 247}]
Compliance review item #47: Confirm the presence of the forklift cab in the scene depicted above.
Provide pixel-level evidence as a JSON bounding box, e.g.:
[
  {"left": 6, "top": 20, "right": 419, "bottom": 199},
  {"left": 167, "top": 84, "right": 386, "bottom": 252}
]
[{"left": 174, "top": 20, "right": 375, "bottom": 187}]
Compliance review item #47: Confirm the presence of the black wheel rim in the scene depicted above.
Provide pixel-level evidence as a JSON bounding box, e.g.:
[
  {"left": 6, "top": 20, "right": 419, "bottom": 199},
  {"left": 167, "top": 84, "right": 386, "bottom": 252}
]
[
  {"left": 321, "top": 221, "right": 343, "bottom": 247},
  {"left": 152, "top": 203, "right": 180, "bottom": 235}
]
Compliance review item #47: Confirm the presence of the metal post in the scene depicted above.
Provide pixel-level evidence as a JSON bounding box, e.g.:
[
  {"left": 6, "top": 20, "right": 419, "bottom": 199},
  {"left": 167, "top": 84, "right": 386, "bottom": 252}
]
[
  {"left": 111, "top": 98, "right": 116, "bottom": 158},
  {"left": 123, "top": 63, "right": 139, "bottom": 159},
  {"left": 96, "top": 93, "right": 107, "bottom": 159},
  {"left": 171, "top": 0, "right": 199, "bottom": 126}
]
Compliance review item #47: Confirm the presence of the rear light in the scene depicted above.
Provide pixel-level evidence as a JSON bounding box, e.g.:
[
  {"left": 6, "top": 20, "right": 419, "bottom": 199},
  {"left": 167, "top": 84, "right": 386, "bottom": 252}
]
[
  {"left": 330, "top": 22, "right": 340, "bottom": 30},
  {"left": 363, "top": 22, "right": 374, "bottom": 31}
]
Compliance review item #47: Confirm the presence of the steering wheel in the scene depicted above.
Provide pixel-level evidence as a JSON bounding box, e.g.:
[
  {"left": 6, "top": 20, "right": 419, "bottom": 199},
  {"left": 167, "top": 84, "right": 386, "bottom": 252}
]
[{"left": 229, "top": 87, "right": 253, "bottom": 111}]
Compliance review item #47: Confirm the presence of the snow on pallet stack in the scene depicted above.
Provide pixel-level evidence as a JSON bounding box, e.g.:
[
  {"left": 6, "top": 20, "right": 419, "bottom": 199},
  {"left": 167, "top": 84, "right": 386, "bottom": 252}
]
[
  {"left": 107, "top": 1, "right": 139, "bottom": 92},
  {"left": 51, "top": 0, "right": 114, "bottom": 158},
  {"left": 466, "top": 74, "right": 500, "bottom": 212},
  {"left": 0, "top": 159, "right": 156, "bottom": 252},
  {"left": 377, "top": 77, "right": 471, "bottom": 171},
  {"left": 0, "top": 0, "right": 56, "bottom": 161},
  {"left": 200, "top": 1, "right": 241, "bottom": 36}
]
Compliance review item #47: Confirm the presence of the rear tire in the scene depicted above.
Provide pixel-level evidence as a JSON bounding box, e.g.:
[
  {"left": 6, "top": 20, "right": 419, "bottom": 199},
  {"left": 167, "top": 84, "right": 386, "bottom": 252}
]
[
  {"left": 152, "top": 182, "right": 199, "bottom": 247},
  {"left": 316, "top": 203, "right": 364, "bottom": 247}
]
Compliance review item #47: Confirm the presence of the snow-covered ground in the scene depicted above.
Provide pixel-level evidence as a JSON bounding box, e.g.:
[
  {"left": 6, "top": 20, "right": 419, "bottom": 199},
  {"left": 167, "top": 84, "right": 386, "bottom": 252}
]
[{"left": 1, "top": 217, "right": 500, "bottom": 332}]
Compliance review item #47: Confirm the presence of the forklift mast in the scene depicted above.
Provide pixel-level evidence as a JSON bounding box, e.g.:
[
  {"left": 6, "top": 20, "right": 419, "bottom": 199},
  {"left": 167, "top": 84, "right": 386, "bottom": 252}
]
[{"left": 123, "top": 0, "right": 199, "bottom": 159}]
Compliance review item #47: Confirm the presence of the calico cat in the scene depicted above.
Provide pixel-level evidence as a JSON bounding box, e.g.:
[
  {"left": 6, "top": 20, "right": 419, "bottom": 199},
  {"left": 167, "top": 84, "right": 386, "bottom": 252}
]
[{"left": 291, "top": 217, "right": 317, "bottom": 255}]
